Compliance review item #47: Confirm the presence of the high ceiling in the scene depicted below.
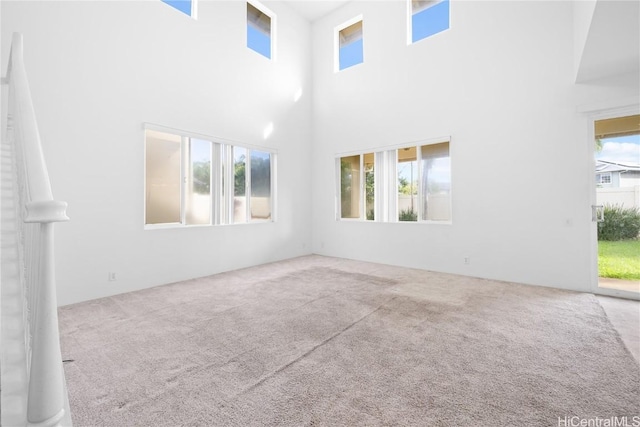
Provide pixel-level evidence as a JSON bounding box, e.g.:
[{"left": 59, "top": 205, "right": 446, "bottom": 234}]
[{"left": 284, "top": 0, "right": 349, "bottom": 22}]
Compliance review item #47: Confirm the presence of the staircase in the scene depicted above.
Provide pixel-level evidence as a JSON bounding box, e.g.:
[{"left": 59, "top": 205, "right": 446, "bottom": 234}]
[{"left": 1, "top": 32, "right": 72, "bottom": 427}]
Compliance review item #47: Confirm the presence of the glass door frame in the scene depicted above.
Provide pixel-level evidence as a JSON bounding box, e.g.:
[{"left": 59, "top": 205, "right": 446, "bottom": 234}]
[{"left": 587, "top": 106, "right": 640, "bottom": 300}]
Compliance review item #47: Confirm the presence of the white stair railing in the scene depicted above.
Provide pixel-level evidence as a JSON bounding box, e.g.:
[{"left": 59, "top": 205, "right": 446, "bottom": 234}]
[{"left": 1, "top": 32, "right": 72, "bottom": 427}]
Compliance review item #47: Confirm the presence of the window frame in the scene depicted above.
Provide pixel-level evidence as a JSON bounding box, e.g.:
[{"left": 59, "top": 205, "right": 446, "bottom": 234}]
[
  {"left": 407, "top": 0, "right": 450, "bottom": 45},
  {"left": 337, "top": 153, "right": 376, "bottom": 221},
  {"left": 247, "top": 0, "right": 277, "bottom": 61},
  {"left": 596, "top": 172, "right": 612, "bottom": 185},
  {"left": 334, "top": 15, "right": 364, "bottom": 73},
  {"left": 335, "top": 136, "right": 452, "bottom": 224},
  {"left": 143, "top": 124, "right": 277, "bottom": 229}
]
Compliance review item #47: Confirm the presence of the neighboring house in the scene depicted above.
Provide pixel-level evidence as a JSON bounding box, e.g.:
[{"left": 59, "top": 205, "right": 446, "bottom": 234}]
[
  {"left": 596, "top": 160, "right": 640, "bottom": 188},
  {"left": 596, "top": 160, "right": 640, "bottom": 209}
]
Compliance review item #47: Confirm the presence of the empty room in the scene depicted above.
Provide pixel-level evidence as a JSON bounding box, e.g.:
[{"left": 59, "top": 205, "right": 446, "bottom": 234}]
[{"left": 1, "top": 0, "right": 639, "bottom": 426}]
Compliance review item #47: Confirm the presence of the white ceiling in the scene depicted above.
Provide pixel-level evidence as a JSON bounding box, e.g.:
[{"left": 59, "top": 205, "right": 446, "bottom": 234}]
[{"left": 284, "top": 0, "right": 350, "bottom": 22}]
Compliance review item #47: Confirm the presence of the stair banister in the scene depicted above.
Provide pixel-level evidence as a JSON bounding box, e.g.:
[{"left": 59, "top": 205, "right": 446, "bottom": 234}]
[{"left": 2, "top": 32, "right": 72, "bottom": 427}]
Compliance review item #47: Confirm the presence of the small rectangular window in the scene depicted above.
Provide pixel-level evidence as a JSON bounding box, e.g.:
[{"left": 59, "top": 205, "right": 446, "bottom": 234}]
[
  {"left": 364, "top": 153, "right": 375, "bottom": 221},
  {"left": 233, "top": 147, "right": 247, "bottom": 223},
  {"left": 420, "top": 142, "right": 450, "bottom": 221},
  {"left": 340, "top": 155, "right": 361, "bottom": 219},
  {"left": 337, "top": 18, "right": 363, "bottom": 71},
  {"left": 410, "top": 0, "right": 449, "bottom": 44},
  {"left": 162, "top": 0, "right": 195, "bottom": 17},
  {"left": 339, "top": 153, "right": 374, "bottom": 220},
  {"left": 186, "top": 139, "right": 212, "bottom": 225},
  {"left": 596, "top": 173, "right": 612, "bottom": 185},
  {"left": 145, "top": 130, "right": 182, "bottom": 225},
  {"left": 247, "top": 2, "right": 273, "bottom": 59},
  {"left": 398, "top": 147, "right": 418, "bottom": 222},
  {"left": 250, "top": 151, "right": 272, "bottom": 220}
]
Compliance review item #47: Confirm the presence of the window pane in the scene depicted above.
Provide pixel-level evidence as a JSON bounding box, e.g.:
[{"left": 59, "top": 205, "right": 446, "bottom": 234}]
[
  {"left": 412, "top": 0, "right": 449, "bottom": 43},
  {"left": 364, "top": 153, "right": 375, "bottom": 220},
  {"left": 250, "top": 150, "right": 271, "bottom": 220},
  {"left": 234, "top": 147, "right": 247, "bottom": 223},
  {"left": 398, "top": 147, "right": 418, "bottom": 221},
  {"left": 186, "top": 139, "right": 211, "bottom": 225},
  {"left": 247, "top": 3, "right": 271, "bottom": 59},
  {"left": 341, "top": 155, "right": 361, "bottom": 219},
  {"left": 145, "top": 130, "right": 182, "bottom": 225},
  {"left": 421, "top": 142, "right": 451, "bottom": 221},
  {"left": 162, "top": 0, "right": 192, "bottom": 16},
  {"left": 339, "top": 20, "right": 363, "bottom": 70}
]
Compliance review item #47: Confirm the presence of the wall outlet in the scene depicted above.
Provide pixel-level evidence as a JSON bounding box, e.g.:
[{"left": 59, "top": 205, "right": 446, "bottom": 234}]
[
  {"left": 108, "top": 272, "right": 117, "bottom": 281},
  {"left": 464, "top": 257, "right": 470, "bottom": 265}
]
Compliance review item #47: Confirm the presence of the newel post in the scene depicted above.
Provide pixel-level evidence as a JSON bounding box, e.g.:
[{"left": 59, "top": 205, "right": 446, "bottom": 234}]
[{"left": 25, "top": 200, "right": 69, "bottom": 427}]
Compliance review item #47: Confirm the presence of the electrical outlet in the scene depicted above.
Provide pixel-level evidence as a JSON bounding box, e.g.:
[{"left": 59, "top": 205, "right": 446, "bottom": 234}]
[
  {"left": 108, "top": 272, "right": 117, "bottom": 281},
  {"left": 464, "top": 257, "right": 470, "bottom": 265}
]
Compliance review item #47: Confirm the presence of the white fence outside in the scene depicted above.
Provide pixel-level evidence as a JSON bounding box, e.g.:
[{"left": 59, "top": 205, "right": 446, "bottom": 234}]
[{"left": 597, "top": 186, "right": 640, "bottom": 209}]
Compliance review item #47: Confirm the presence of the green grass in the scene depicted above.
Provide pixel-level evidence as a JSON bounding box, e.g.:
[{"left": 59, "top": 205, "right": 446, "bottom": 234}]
[{"left": 598, "top": 240, "right": 640, "bottom": 280}]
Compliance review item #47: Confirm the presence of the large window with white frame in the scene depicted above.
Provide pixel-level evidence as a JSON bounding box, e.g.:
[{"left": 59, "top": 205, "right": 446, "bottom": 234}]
[
  {"left": 144, "top": 127, "right": 275, "bottom": 228},
  {"left": 337, "top": 139, "right": 451, "bottom": 223}
]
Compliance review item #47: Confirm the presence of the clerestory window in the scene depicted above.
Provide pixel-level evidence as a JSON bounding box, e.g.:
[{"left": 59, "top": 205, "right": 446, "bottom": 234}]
[
  {"left": 409, "top": 0, "right": 450, "bottom": 44},
  {"left": 247, "top": 1, "right": 275, "bottom": 59},
  {"left": 336, "top": 17, "right": 364, "bottom": 71},
  {"left": 161, "top": 0, "right": 196, "bottom": 18}
]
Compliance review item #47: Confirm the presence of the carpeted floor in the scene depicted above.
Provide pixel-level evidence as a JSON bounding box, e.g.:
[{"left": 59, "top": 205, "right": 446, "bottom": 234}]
[{"left": 58, "top": 255, "right": 640, "bottom": 426}]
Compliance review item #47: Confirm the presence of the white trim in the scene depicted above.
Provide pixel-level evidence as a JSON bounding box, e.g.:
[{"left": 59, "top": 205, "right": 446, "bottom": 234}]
[
  {"left": 335, "top": 135, "right": 451, "bottom": 157},
  {"left": 142, "top": 123, "right": 278, "bottom": 155},
  {"left": 406, "top": 0, "right": 412, "bottom": 45},
  {"left": 335, "top": 157, "right": 341, "bottom": 221},
  {"left": 585, "top": 105, "right": 640, "bottom": 297},
  {"left": 245, "top": 149, "right": 252, "bottom": 221},
  {"left": 191, "top": 0, "right": 198, "bottom": 20},
  {"left": 271, "top": 153, "right": 278, "bottom": 222},
  {"left": 334, "top": 14, "right": 364, "bottom": 73},
  {"left": 577, "top": 96, "right": 640, "bottom": 114}
]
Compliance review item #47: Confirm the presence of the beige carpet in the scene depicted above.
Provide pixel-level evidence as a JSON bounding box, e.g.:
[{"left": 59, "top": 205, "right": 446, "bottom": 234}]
[{"left": 58, "top": 255, "right": 640, "bottom": 426}]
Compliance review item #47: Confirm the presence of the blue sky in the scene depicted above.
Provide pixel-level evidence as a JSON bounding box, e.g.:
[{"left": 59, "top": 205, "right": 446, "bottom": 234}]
[
  {"left": 597, "top": 135, "right": 640, "bottom": 164},
  {"left": 248, "top": 25, "right": 271, "bottom": 59}
]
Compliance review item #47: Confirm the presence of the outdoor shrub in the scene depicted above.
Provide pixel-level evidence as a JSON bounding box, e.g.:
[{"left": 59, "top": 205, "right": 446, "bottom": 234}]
[
  {"left": 598, "top": 204, "right": 640, "bottom": 241},
  {"left": 399, "top": 208, "right": 417, "bottom": 222}
]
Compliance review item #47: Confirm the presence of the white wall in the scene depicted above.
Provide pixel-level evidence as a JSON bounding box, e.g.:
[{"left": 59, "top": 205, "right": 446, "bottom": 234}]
[
  {"left": 573, "top": 0, "right": 597, "bottom": 81},
  {"left": 1, "top": 0, "right": 313, "bottom": 305},
  {"left": 310, "top": 1, "right": 639, "bottom": 292},
  {"left": 2, "top": 0, "right": 638, "bottom": 305}
]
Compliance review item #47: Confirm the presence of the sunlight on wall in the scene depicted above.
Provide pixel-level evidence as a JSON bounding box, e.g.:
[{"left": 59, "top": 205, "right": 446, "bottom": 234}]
[{"left": 263, "top": 122, "right": 274, "bottom": 139}]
